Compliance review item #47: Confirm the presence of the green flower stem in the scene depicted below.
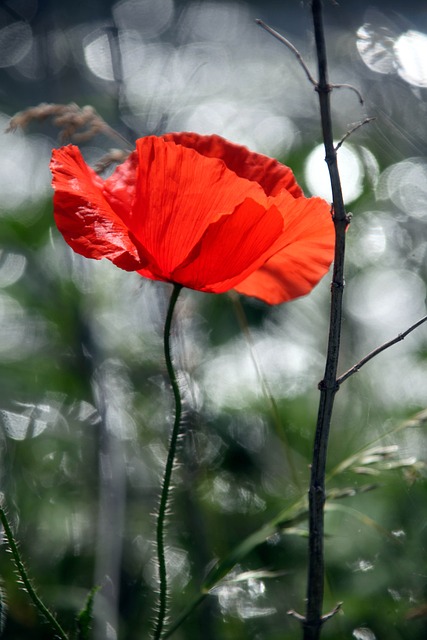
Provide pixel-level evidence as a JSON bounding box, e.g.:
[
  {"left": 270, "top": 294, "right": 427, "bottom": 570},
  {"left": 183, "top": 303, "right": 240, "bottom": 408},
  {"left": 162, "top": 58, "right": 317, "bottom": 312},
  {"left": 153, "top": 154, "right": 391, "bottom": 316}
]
[
  {"left": 0, "top": 506, "right": 69, "bottom": 640},
  {"left": 152, "top": 283, "right": 183, "bottom": 640}
]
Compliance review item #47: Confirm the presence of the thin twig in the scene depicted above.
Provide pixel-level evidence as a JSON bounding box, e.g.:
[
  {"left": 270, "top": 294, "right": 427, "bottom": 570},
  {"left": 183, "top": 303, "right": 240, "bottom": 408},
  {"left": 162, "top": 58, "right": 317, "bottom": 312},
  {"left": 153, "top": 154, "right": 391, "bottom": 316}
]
[
  {"left": 288, "top": 609, "right": 306, "bottom": 622},
  {"left": 337, "top": 315, "right": 427, "bottom": 386},
  {"left": 255, "top": 20, "right": 365, "bottom": 108},
  {"left": 335, "top": 117, "right": 376, "bottom": 151},
  {"left": 321, "top": 601, "right": 343, "bottom": 622},
  {"left": 330, "top": 83, "right": 364, "bottom": 105},
  {"left": 255, "top": 19, "right": 317, "bottom": 86}
]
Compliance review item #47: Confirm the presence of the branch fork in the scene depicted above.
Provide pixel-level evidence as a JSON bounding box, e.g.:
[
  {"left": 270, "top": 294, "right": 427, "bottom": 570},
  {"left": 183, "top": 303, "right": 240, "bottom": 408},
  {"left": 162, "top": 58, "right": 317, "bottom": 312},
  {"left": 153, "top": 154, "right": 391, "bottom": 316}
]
[
  {"left": 288, "top": 601, "right": 342, "bottom": 625},
  {"left": 256, "top": 7, "right": 427, "bottom": 640},
  {"left": 256, "top": 18, "right": 363, "bottom": 105}
]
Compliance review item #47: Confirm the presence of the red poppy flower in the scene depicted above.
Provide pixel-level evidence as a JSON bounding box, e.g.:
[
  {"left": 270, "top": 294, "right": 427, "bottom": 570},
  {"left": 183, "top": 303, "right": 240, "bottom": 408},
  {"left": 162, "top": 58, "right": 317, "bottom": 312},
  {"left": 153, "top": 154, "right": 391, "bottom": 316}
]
[{"left": 50, "top": 133, "right": 334, "bottom": 304}]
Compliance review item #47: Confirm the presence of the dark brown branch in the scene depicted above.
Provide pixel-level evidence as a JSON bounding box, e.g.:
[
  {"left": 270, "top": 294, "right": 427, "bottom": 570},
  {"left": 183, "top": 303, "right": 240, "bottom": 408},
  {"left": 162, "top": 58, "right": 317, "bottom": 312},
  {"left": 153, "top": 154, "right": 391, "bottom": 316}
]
[
  {"left": 257, "top": 4, "right": 353, "bottom": 639},
  {"left": 337, "top": 315, "right": 427, "bottom": 386},
  {"left": 304, "top": 1, "right": 349, "bottom": 639}
]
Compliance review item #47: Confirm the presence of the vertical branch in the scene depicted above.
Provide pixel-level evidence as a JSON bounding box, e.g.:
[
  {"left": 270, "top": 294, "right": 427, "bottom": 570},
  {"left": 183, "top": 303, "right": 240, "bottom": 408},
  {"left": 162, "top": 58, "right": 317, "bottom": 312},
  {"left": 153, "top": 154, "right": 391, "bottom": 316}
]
[{"left": 304, "top": 1, "right": 348, "bottom": 638}]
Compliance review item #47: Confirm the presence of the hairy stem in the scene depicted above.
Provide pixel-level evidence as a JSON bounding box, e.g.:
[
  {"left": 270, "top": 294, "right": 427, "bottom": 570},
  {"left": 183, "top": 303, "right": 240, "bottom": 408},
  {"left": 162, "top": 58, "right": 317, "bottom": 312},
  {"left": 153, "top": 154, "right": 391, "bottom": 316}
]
[
  {"left": 152, "top": 284, "right": 183, "bottom": 640},
  {"left": 304, "top": 1, "right": 348, "bottom": 638},
  {"left": 0, "top": 506, "right": 69, "bottom": 640}
]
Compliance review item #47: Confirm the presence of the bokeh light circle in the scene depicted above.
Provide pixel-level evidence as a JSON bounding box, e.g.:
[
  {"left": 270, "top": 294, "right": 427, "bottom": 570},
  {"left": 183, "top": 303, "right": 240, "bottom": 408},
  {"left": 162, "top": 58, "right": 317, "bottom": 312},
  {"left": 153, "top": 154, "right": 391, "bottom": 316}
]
[
  {"left": 376, "top": 158, "right": 427, "bottom": 218},
  {"left": 304, "top": 143, "right": 364, "bottom": 204},
  {"left": 346, "top": 268, "right": 426, "bottom": 330},
  {"left": 395, "top": 30, "right": 427, "bottom": 88}
]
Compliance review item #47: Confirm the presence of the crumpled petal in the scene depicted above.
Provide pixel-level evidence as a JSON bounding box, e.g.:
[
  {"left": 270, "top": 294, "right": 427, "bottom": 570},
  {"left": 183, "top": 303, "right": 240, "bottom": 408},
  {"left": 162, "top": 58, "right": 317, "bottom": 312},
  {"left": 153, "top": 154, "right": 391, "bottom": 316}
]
[
  {"left": 51, "top": 145, "right": 142, "bottom": 270},
  {"left": 235, "top": 196, "right": 334, "bottom": 304},
  {"left": 132, "top": 136, "right": 267, "bottom": 275},
  {"left": 162, "top": 132, "right": 303, "bottom": 198},
  {"left": 102, "top": 150, "right": 138, "bottom": 227},
  {"left": 171, "top": 198, "right": 285, "bottom": 292}
]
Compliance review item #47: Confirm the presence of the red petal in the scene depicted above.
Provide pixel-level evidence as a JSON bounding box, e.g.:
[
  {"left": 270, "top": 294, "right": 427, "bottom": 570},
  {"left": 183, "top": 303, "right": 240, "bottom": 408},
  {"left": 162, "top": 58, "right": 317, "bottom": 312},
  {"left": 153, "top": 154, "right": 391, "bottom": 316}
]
[
  {"left": 50, "top": 146, "right": 142, "bottom": 270},
  {"left": 234, "top": 197, "right": 334, "bottom": 304},
  {"left": 171, "top": 199, "right": 284, "bottom": 292},
  {"left": 131, "top": 136, "right": 266, "bottom": 277},
  {"left": 162, "top": 132, "right": 303, "bottom": 198},
  {"left": 102, "top": 150, "right": 138, "bottom": 227}
]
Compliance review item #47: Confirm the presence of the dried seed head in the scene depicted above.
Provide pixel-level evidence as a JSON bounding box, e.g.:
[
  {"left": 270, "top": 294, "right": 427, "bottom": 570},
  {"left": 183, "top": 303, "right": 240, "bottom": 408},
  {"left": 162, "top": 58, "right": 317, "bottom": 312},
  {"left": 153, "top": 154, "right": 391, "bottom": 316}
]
[{"left": 7, "top": 102, "right": 111, "bottom": 144}]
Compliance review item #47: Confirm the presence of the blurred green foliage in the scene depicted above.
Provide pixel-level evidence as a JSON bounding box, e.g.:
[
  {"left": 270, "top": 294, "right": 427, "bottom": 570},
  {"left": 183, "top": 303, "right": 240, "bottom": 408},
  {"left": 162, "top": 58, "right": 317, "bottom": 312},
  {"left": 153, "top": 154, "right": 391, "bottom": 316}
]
[{"left": 1, "top": 1, "right": 427, "bottom": 639}]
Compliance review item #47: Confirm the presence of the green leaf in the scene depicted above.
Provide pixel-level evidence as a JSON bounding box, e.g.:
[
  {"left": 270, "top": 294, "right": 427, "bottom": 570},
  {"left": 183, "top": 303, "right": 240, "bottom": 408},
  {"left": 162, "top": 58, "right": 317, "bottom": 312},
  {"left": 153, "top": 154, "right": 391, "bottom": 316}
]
[{"left": 75, "top": 586, "right": 101, "bottom": 640}]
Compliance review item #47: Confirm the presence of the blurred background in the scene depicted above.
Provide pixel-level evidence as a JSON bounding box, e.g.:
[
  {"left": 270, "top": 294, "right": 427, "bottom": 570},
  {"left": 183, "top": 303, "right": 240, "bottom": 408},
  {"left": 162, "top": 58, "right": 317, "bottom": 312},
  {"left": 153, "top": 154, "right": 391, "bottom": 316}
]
[{"left": 1, "top": 0, "right": 427, "bottom": 638}]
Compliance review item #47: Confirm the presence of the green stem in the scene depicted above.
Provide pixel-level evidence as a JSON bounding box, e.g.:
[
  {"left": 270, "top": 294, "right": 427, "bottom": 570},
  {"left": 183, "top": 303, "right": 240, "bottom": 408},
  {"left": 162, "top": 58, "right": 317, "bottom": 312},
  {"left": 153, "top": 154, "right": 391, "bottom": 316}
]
[
  {"left": 152, "top": 284, "right": 183, "bottom": 640},
  {"left": 0, "top": 506, "right": 69, "bottom": 640}
]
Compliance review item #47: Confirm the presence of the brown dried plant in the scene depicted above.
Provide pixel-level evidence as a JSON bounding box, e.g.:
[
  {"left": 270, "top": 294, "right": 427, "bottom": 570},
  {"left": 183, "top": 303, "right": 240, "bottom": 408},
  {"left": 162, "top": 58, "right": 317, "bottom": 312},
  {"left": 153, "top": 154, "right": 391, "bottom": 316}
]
[{"left": 7, "top": 102, "right": 132, "bottom": 173}]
